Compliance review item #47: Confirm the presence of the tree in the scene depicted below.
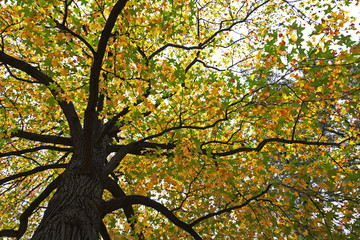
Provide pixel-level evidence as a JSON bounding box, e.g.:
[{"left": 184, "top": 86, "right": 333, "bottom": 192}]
[{"left": 0, "top": 0, "right": 359, "bottom": 239}]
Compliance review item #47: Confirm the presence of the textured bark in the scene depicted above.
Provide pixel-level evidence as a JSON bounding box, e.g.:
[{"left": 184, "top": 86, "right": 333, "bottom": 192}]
[
  {"left": 31, "top": 139, "right": 108, "bottom": 240},
  {"left": 31, "top": 169, "right": 103, "bottom": 240}
]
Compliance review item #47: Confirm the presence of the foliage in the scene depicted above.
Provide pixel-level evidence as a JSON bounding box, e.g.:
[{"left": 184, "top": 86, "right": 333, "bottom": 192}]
[{"left": 1, "top": 0, "right": 360, "bottom": 239}]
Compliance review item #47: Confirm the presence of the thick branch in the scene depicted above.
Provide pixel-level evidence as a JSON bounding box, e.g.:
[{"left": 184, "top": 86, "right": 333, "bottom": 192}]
[
  {"left": 103, "top": 142, "right": 136, "bottom": 177},
  {"left": 108, "top": 142, "right": 176, "bottom": 154},
  {"left": 0, "top": 175, "right": 62, "bottom": 239},
  {"left": 104, "top": 141, "right": 176, "bottom": 176},
  {"left": 190, "top": 184, "right": 272, "bottom": 227},
  {"left": 103, "top": 177, "right": 144, "bottom": 240},
  {"left": 83, "top": 0, "right": 128, "bottom": 171},
  {"left": 0, "top": 163, "right": 66, "bottom": 186},
  {"left": 96, "top": 107, "right": 130, "bottom": 144},
  {"left": 102, "top": 195, "right": 202, "bottom": 240},
  {"left": 99, "top": 221, "right": 111, "bottom": 240},
  {"left": 12, "top": 130, "right": 72, "bottom": 146},
  {"left": 0, "top": 51, "right": 83, "bottom": 149},
  {"left": 103, "top": 177, "right": 135, "bottom": 215}
]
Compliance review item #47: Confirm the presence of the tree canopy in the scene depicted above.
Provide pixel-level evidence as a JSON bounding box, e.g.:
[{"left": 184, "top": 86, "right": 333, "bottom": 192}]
[{"left": 0, "top": 0, "right": 360, "bottom": 239}]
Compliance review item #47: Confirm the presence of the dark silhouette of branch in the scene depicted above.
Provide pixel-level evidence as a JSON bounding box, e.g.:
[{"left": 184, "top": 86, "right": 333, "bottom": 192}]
[
  {"left": 0, "top": 175, "right": 62, "bottom": 239},
  {"left": 103, "top": 177, "right": 144, "bottom": 240},
  {"left": 148, "top": 0, "right": 270, "bottom": 60},
  {"left": 106, "top": 135, "right": 350, "bottom": 167},
  {"left": 208, "top": 137, "right": 350, "bottom": 157},
  {"left": 11, "top": 130, "right": 72, "bottom": 146},
  {"left": 97, "top": 78, "right": 156, "bottom": 144},
  {"left": 4, "top": 64, "right": 39, "bottom": 83},
  {"left": 190, "top": 184, "right": 272, "bottom": 227},
  {"left": 51, "top": 0, "right": 94, "bottom": 55},
  {"left": 96, "top": 107, "right": 130, "bottom": 144},
  {"left": 148, "top": 42, "right": 207, "bottom": 60},
  {"left": 0, "top": 51, "right": 83, "bottom": 149},
  {"left": 308, "top": 196, "right": 334, "bottom": 240},
  {"left": 83, "top": 0, "right": 129, "bottom": 171},
  {"left": 103, "top": 142, "right": 136, "bottom": 177},
  {"left": 97, "top": 83, "right": 175, "bottom": 144},
  {"left": 61, "top": 0, "right": 73, "bottom": 25},
  {"left": 104, "top": 141, "right": 176, "bottom": 176},
  {"left": 99, "top": 221, "right": 111, "bottom": 240},
  {"left": 136, "top": 45, "right": 148, "bottom": 62},
  {"left": 102, "top": 195, "right": 203, "bottom": 240},
  {"left": 141, "top": 117, "right": 228, "bottom": 142},
  {"left": 194, "top": 57, "right": 253, "bottom": 72},
  {"left": 0, "top": 146, "right": 72, "bottom": 158},
  {"left": 53, "top": 19, "right": 96, "bottom": 56},
  {"left": 291, "top": 101, "right": 304, "bottom": 140},
  {"left": 0, "top": 163, "right": 67, "bottom": 185},
  {"left": 107, "top": 132, "right": 348, "bottom": 162},
  {"left": 108, "top": 142, "right": 176, "bottom": 154}
]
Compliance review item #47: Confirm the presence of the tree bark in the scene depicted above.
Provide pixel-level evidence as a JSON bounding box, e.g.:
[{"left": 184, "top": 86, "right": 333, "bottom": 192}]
[{"left": 31, "top": 154, "right": 104, "bottom": 240}]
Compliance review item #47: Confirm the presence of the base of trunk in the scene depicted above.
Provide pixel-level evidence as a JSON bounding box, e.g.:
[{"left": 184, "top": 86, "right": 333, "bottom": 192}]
[{"left": 31, "top": 170, "right": 103, "bottom": 240}]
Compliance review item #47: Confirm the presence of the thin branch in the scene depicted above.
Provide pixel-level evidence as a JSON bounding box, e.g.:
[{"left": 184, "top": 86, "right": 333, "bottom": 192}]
[
  {"left": 185, "top": 51, "right": 200, "bottom": 73},
  {"left": 308, "top": 196, "right": 334, "bottom": 240},
  {"left": 291, "top": 101, "right": 304, "bottom": 140},
  {"left": 190, "top": 184, "right": 272, "bottom": 227},
  {"left": 171, "top": 163, "right": 206, "bottom": 213},
  {"left": 141, "top": 117, "right": 228, "bottom": 142},
  {"left": 208, "top": 137, "right": 350, "bottom": 157},
  {"left": 148, "top": 0, "right": 270, "bottom": 60},
  {"left": 109, "top": 135, "right": 351, "bottom": 164},
  {"left": 0, "top": 175, "right": 62, "bottom": 239},
  {"left": 61, "top": 0, "right": 73, "bottom": 25},
  {"left": 4, "top": 64, "right": 39, "bottom": 83},
  {"left": 149, "top": 42, "right": 207, "bottom": 60},
  {"left": 53, "top": 19, "right": 96, "bottom": 56},
  {"left": 195, "top": 56, "right": 253, "bottom": 72},
  {"left": 97, "top": 82, "right": 160, "bottom": 143},
  {"left": 102, "top": 195, "right": 203, "bottom": 240},
  {"left": 97, "top": 64, "right": 157, "bottom": 143},
  {"left": 136, "top": 45, "right": 148, "bottom": 62},
  {"left": 0, "top": 146, "right": 72, "bottom": 158},
  {"left": 0, "top": 163, "right": 67, "bottom": 186}
]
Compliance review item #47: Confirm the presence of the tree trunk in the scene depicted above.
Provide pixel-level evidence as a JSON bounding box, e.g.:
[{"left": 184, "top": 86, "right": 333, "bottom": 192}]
[{"left": 31, "top": 158, "right": 104, "bottom": 240}]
